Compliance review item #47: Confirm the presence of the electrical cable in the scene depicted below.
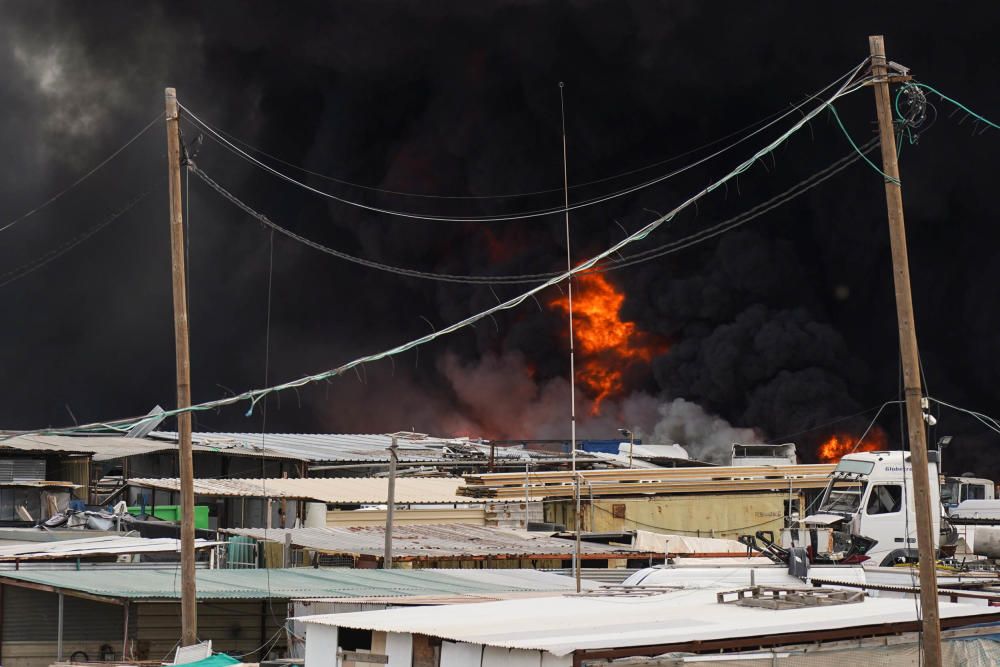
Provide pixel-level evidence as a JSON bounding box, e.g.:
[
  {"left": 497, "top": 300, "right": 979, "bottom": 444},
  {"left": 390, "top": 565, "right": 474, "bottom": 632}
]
[
  {"left": 598, "top": 138, "right": 878, "bottom": 272},
  {"left": 0, "top": 191, "right": 150, "bottom": 289},
  {"left": 764, "top": 397, "right": 901, "bottom": 446},
  {"left": 926, "top": 397, "right": 1000, "bottom": 437},
  {"left": 176, "top": 65, "right": 870, "bottom": 223},
  {"left": 191, "top": 80, "right": 872, "bottom": 202},
  {"left": 825, "top": 104, "right": 900, "bottom": 184},
  {"left": 189, "top": 137, "right": 877, "bottom": 286},
  {"left": 848, "top": 400, "right": 903, "bottom": 454},
  {"left": 0, "top": 113, "right": 162, "bottom": 234},
  {"left": 896, "top": 82, "right": 1000, "bottom": 133},
  {"left": 5, "top": 59, "right": 871, "bottom": 438}
]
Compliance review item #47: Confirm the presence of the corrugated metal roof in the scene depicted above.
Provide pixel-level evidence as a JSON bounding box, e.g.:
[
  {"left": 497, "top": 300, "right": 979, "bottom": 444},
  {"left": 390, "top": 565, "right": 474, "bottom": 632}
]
[
  {"left": 302, "top": 569, "right": 599, "bottom": 604},
  {"left": 151, "top": 431, "right": 474, "bottom": 463},
  {"left": 0, "top": 435, "right": 104, "bottom": 457},
  {"left": 0, "top": 536, "right": 217, "bottom": 561},
  {"left": 0, "top": 481, "right": 78, "bottom": 489},
  {"left": 1, "top": 433, "right": 576, "bottom": 465},
  {"left": 0, "top": 567, "right": 584, "bottom": 601},
  {"left": 298, "top": 587, "right": 1000, "bottom": 656},
  {"left": 224, "top": 524, "right": 650, "bottom": 561},
  {"left": 129, "top": 477, "right": 470, "bottom": 504},
  {"left": 0, "top": 435, "right": 304, "bottom": 462},
  {"left": 149, "top": 432, "right": 576, "bottom": 464}
]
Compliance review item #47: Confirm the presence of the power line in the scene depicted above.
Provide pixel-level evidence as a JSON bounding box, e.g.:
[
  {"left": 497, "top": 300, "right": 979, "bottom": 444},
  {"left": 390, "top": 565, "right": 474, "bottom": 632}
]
[
  {"left": 927, "top": 397, "right": 1000, "bottom": 437},
  {"left": 190, "top": 136, "right": 876, "bottom": 284},
  {"left": 177, "top": 65, "right": 866, "bottom": 223},
  {"left": 188, "top": 82, "right": 866, "bottom": 202},
  {"left": 0, "top": 191, "right": 150, "bottom": 289},
  {"left": 897, "top": 82, "right": 1000, "bottom": 133},
  {"left": 0, "top": 114, "right": 162, "bottom": 234},
  {"left": 5, "top": 59, "right": 870, "bottom": 438}
]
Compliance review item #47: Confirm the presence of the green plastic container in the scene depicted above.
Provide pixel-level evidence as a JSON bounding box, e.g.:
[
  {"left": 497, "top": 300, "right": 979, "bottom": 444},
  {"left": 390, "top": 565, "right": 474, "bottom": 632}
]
[{"left": 127, "top": 504, "right": 209, "bottom": 529}]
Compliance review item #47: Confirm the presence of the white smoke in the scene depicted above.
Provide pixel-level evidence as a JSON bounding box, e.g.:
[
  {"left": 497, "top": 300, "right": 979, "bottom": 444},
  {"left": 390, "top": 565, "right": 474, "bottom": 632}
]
[
  {"left": 438, "top": 351, "right": 759, "bottom": 462},
  {"left": 646, "top": 398, "right": 760, "bottom": 463}
]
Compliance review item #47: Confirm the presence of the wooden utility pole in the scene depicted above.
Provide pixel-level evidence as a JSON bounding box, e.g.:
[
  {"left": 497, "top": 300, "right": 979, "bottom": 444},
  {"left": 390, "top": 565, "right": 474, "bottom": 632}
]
[
  {"left": 383, "top": 437, "right": 398, "bottom": 569},
  {"left": 164, "top": 87, "right": 198, "bottom": 647},
  {"left": 868, "top": 36, "right": 942, "bottom": 665}
]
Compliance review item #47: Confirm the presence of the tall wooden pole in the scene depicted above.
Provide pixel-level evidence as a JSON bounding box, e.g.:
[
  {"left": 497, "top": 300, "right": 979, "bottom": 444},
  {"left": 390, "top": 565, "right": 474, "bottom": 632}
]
[
  {"left": 868, "top": 36, "right": 942, "bottom": 665},
  {"left": 164, "top": 87, "right": 198, "bottom": 647}
]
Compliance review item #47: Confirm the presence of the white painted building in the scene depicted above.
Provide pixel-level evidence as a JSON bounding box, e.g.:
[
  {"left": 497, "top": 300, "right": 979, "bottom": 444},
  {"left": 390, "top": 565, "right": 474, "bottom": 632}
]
[{"left": 298, "top": 585, "right": 1000, "bottom": 666}]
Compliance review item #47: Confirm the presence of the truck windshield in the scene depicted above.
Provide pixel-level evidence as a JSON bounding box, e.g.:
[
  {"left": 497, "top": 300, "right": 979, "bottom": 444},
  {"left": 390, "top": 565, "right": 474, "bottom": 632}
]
[
  {"left": 820, "top": 478, "right": 868, "bottom": 513},
  {"left": 941, "top": 480, "right": 961, "bottom": 506},
  {"left": 834, "top": 459, "right": 875, "bottom": 475}
]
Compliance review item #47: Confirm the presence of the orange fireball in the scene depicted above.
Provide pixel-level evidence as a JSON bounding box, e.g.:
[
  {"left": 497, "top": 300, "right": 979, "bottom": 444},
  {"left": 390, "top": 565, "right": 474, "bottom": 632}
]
[
  {"left": 549, "top": 273, "right": 666, "bottom": 415},
  {"left": 816, "top": 427, "right": 889, "bottom": 463}
]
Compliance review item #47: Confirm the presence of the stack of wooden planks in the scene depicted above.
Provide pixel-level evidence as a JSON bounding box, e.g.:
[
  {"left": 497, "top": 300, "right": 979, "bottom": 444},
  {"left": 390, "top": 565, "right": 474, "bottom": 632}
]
[{"left": 458, "top": 464, "right": 836, "bottom": 499}]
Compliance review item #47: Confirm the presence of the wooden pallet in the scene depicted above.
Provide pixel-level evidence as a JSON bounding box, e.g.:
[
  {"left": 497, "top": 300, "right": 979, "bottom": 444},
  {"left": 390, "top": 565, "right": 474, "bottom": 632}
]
[{"left": 717, "top": 586, "right": 865, "bottom": 609}]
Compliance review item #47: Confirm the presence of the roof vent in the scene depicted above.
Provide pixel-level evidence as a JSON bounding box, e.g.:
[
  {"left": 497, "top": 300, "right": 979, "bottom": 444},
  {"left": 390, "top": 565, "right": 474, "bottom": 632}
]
[{"left": 717, "top": 586, "right": 865, "bottom": 609}]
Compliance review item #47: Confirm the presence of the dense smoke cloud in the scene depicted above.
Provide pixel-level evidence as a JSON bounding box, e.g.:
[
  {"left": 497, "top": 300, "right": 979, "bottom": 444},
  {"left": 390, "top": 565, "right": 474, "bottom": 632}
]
[
  {"left": 1, "top": 3, "right": 999, "bottom": 471},
  {"left": 438, "top": 352, "right": 752, "bottom": 463}
]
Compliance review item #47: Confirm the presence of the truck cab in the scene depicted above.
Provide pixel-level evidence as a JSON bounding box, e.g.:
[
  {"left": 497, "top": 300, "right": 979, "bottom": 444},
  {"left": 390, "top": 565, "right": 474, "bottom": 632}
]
[
  {"left": 941, "top": 476, "right": 995, "bottom": 509},
  {"left": 800, "top": 450, "right": 942, "bottom": 567}
]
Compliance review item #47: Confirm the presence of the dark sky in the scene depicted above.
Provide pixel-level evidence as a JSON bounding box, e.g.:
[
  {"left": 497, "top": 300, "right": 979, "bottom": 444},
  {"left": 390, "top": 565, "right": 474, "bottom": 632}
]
[{"left": 1, "top": 2, "right": 998, "bottom": 471}]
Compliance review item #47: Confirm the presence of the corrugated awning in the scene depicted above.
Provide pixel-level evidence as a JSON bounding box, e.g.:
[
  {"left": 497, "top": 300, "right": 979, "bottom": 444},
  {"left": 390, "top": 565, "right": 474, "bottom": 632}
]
[
  {"left": 128, "top": 476, "right": 472, "bottom": 504},
  {"left": 0, "top": 535, "right": 217, "bottom": 561},
  {"left": 224, "top": 524, "right": 651, "bottom": 561},
  {"left": 0, "top": 567, "right": 585, "bottom": 602},
  {"left": 0, "top": 434, "right": 304, "bottom": 462}
]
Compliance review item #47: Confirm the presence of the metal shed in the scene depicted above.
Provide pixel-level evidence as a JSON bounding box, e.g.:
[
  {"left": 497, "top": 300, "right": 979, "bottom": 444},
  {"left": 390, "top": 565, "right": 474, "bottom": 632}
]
[{"left": 0, "top": 567, "right": 584, "bottom": 667}]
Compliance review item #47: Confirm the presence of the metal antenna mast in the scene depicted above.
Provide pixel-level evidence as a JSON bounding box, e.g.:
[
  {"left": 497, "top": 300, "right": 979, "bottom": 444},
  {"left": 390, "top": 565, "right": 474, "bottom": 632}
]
[{"left": 559, "top": 82, "right": 583, "bottom": 593}]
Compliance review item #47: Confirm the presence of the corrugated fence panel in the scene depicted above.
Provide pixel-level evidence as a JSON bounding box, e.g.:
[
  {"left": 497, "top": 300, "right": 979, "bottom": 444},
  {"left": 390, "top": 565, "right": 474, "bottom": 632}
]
[
  {"left": 1, "top": 585, "right": 135, "bottom": 667},
  {"left": 1, "top": 585, "right": 127, "bottom": 641},
  {"left": 136, "top": 601, "right": 286, "bottom": 660}
]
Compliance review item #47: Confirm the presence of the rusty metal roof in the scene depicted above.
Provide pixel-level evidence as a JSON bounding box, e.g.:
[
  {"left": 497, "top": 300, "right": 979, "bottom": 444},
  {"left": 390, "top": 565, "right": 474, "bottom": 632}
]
[
  {"left": 224, "top": 524, "right": 651, "bottom": 562},
  {"left": 128, "top": 476, "right": 471, "bottom": 504}
]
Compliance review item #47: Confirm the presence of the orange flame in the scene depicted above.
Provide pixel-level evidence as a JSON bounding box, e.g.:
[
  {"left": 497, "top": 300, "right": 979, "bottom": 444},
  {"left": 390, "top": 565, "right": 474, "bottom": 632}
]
[
  {"left": 549, "top": 273, "right": 666, "bottom": 415},
  {"left": 816, "top": 427, "right": 889, "bottom": 463}
]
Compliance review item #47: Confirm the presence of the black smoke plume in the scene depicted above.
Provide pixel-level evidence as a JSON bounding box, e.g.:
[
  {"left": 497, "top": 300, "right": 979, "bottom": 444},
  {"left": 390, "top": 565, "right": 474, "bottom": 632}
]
[{"left": 1, "top": 2, "right": 999, "bottom": 470}]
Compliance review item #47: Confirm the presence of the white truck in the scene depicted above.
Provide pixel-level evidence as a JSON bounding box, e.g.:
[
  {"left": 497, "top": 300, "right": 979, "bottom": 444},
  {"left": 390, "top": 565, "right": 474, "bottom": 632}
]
[
  {"left": 941, "top": 475, "right": 995, "bottom": 509},
  {"left": 743, "top": 450, "right": 949, "bottom": 568}
]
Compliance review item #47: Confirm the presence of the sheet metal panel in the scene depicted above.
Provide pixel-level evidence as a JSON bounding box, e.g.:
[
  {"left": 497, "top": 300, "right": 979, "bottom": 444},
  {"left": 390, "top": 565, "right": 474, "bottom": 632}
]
[
  {"left": 0, "top": 434, "right": 304, "bottom": 462},
  {"left": 0, "top": 567, "right": 585, "bottom": 601},
  {"left": 0, "top": 459, "right": 46, "bottom": 482},
  {"left": 151, "top": 431, "right": 471, "bottom": 463},
  {"left": 0, "top": 536, "right": 217, "bottom": 560},
  {"left": 128, "top": 477, "right": 470, "bottom": 504},
  {"left": 225, "top": 524, "right": 647, "bottom": 560},
  {"left": 298, "top": 587, "right": 1000, "bottom": 656}
]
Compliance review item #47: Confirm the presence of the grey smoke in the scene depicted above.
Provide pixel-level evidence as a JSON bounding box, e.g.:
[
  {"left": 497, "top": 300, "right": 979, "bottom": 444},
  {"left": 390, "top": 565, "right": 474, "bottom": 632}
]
[
  {"left": 647, "top": 398, "right": 759, "bottom": 463},
  {"left": 438, "top": 351, "right": 757, "bottom": 463}
]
